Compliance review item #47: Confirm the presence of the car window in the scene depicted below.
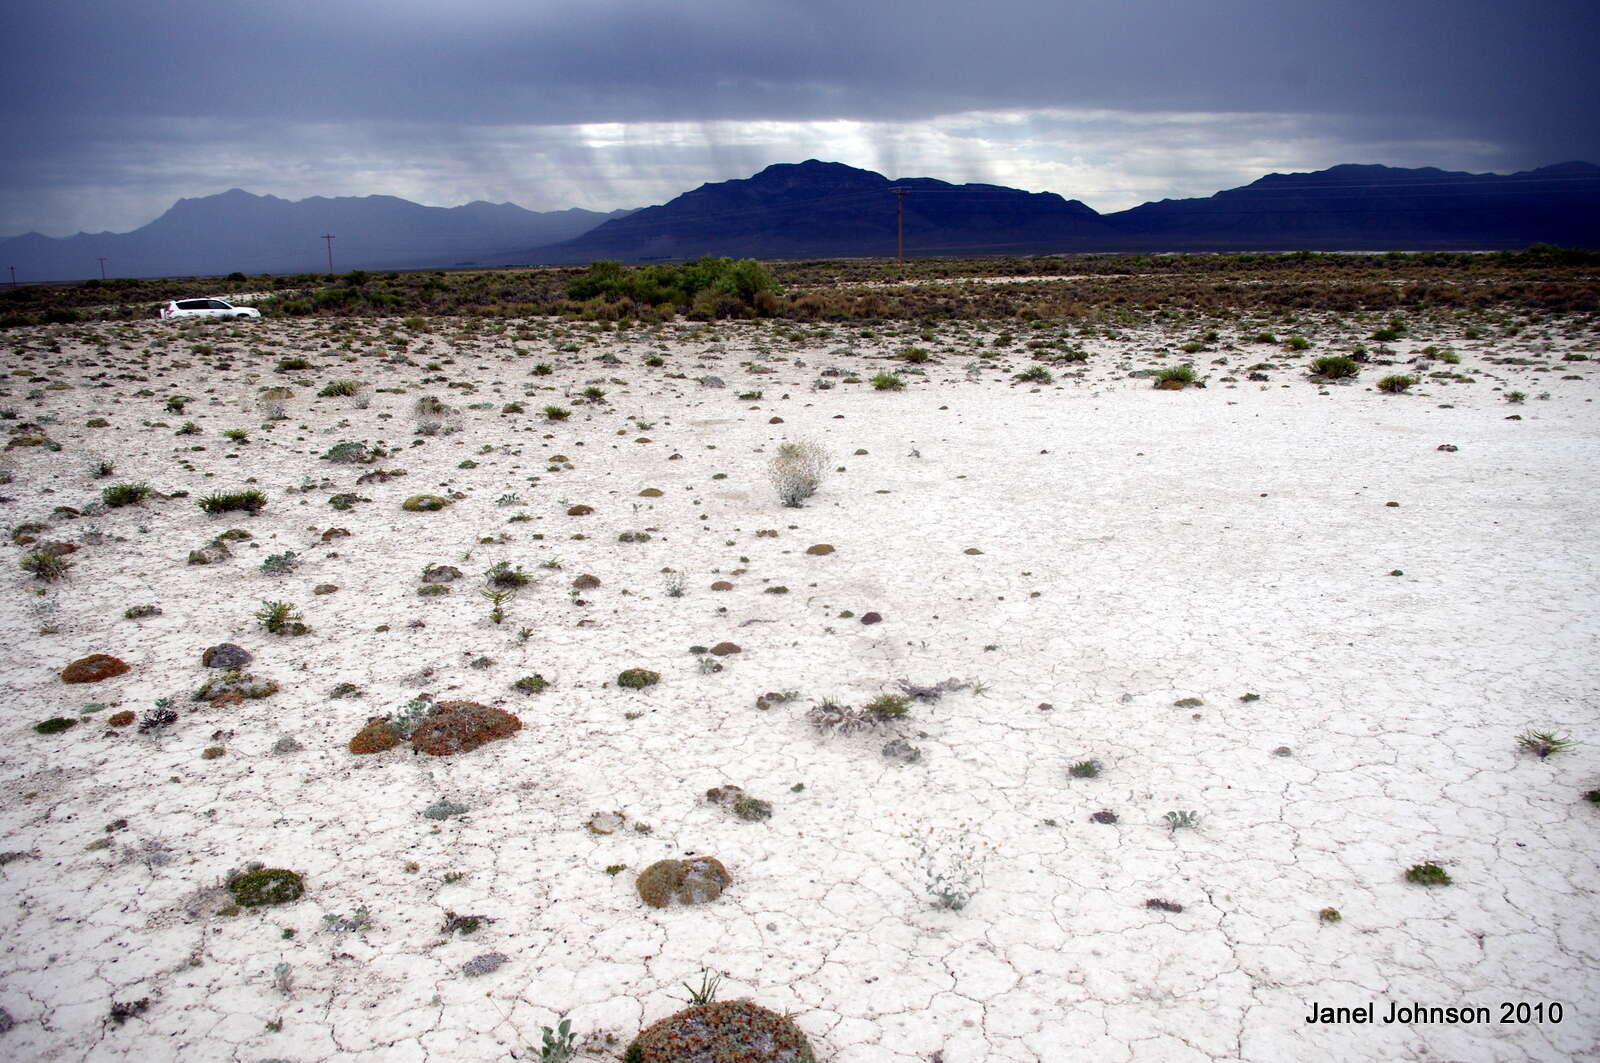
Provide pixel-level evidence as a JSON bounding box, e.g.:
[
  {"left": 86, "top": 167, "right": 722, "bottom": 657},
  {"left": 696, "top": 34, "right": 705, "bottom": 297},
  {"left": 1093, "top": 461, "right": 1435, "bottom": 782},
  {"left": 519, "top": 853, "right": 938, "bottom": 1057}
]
[
  {"left": 176, "top": 300, "right": 208, "bottom": 309},
  {"left": 205, "top": 300, "right": 231, "bottom": 309}
]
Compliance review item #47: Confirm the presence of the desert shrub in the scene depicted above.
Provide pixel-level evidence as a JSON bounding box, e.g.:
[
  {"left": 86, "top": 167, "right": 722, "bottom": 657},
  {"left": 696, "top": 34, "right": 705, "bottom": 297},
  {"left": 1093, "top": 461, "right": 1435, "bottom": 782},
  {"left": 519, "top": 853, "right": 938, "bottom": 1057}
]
[
  {"left": 19, "top": 549, "right": 72, "bottom": 582},
  {"left": 512, "top": 674, "right": 548, "bottom": 694},
  {"left": 898, "top": 347, "right": 931, "bottom": 363},
  {"left": 275, "top": 356, "right": 310, "bottom": 372},
  {"left": 544, "top": 405, "right": 572, "bottom": 421},
  {"left": 1284, "top": 335, "right": 1312, "bottom": 351},
  {"left": 767, "top": 438, "right": 830, "bottom": 507},
  {"left": 1154, "top": 365, "right": 1196, "bottom": 385},
  {"left": 617, "top": 668, "right": 660, "bottom": 689},
  {"left": 570, "top": 257, "right": 779, "bottom": 318},
  {"left": 260, "top": 550, "right": 298, "bottom": 576},
  {"left": 102, "top": 481, "right": 151, "bottom": 507},
  {"left": 1377, "top": 374, "right": 1417, "bottom": 393},
  {"left": 1310, "top": 355, "right": 1360, "bottom": 379},
  {"left": 1013, "top": 364, "right": 1053, "bottom": 383},
  {"left": 317, "top": 379, "right": 361, "bottom": 397},
  {"left": 870, "top": 371, "right": 905, "bottom": 391},
  {"left": 624, "top": 1000, "right": 814, "bottom": 1063},
  {"left": 321, "top": 441, "right": 375, "bottom": 464},
  {"left": 198, "top": 489, "right": 267, "bottom": 515}
]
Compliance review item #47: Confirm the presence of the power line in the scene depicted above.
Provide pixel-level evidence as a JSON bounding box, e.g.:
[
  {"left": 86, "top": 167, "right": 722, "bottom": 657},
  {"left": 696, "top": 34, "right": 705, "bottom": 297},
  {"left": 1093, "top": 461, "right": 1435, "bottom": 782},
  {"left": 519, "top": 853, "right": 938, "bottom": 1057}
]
[{"left": 321, "top": 233, "right": 336, "bottom": 273}]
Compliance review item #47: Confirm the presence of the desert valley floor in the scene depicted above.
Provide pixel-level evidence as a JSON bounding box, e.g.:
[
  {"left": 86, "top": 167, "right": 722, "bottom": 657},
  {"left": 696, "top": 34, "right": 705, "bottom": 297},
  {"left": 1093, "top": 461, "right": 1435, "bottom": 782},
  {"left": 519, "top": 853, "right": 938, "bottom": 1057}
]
[{"left": 0, "top": 309, "right": 1596, "bottom": 1062}]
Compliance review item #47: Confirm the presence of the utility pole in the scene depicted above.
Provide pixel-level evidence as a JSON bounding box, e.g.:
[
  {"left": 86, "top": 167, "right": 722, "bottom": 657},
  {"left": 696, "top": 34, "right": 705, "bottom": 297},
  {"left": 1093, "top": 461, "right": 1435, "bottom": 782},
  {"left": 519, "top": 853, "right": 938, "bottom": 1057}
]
[
  {"left": 891, "top": 187, "right": 907, "bottom": 263},
  {"left": 320, "top": 233, "right": 336, "bottom": 274},
  {"left": 7, "top": 266, "right": 14, "bottom": 287},
  {"left": 97, "top": 257, "right": 107, "bottom": 281}
]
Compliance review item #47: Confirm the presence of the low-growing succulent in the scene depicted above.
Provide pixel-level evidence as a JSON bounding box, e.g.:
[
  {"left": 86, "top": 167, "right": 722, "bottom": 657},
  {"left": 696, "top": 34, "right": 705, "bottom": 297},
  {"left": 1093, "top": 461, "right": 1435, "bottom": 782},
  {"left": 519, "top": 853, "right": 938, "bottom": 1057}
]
[
  {"left": 617, "top": 668, "right": 660, "bottom": 689},
  {"left": 1404, "top": 862, "right": 1452, "bottom": 886},
  {"left": 228, "top": 867, "right": 305, "bottom": 907}
]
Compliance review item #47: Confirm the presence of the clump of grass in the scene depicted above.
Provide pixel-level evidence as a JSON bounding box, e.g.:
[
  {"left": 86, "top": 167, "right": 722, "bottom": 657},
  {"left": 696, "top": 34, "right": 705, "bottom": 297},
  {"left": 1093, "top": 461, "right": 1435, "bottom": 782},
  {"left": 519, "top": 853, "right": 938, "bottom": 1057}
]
[
  {"left": 544, "top": 405, "right": 572, "bottom": 421},
  {"left": 1517, "top": 730, "right": 1576, "bottom": 758},
  {"left": 1154, "top": 365, "right": 1196, "bottom": 386},
  {"left": 1068, "top": 758, "right": 1102, "bottom": 779},
  {"left": 1310, "top": 355, "right": 1361, "bottom": 379},
  {"left": 1404, "top": 862, "right": 1452, "bottom": 886},
  {"left": 102, "top": 481, "right": 151, "bottom": 507},
  {"left": 513, "top": 675, "right": 548, "bottom": 694},
  {"left": 222, "top": 428, "right": 249, "bottom": 443},
  {"left": 1283, "top": 335, "right": 1312, "bottom": 351},
  {"left": 21, "top": 550, "right": 74, "bottom": 582},
  {"left": 1377, "top": 374, "right": 1417, "bottom": 393},
  {"left": 1013, "top": 365, "right": 1053, "bottom": 384},
  {"left": 1505, "top": 391, "right": 1527, "bottom": 403},
  {"left": 870, "top": 371, "right": 905, "bottom": 391},
  {"left": 317, "top": 379, "right": 361, "bottom": 397},
  {"left": 275, "top": 356, "right": 310, "bottom": 372},
  {"left": 198, "top": 489, "right": 267, "bottom": 515},
  {"left": 863, "top": 693, "right": 911, "bottom": 720}
]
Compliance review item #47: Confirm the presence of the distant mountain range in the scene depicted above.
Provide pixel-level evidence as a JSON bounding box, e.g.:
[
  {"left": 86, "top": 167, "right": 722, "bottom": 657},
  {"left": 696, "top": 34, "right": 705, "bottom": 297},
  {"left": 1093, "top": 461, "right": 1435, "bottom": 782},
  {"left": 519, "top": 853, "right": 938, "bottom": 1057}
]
[
  {"left": 0, "top": 190, "right": 632, "bottom": 281},
  {"left": 4, "top": 160, "right": 1597, "bottom": 280}
]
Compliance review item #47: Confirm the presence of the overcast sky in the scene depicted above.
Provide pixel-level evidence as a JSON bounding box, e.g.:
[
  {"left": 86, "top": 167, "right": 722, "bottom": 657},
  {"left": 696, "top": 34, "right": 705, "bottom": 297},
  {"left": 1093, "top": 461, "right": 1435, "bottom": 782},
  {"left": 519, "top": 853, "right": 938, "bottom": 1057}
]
[{"left": 3, "top": 0, "right": 1596, "bottom": 236}]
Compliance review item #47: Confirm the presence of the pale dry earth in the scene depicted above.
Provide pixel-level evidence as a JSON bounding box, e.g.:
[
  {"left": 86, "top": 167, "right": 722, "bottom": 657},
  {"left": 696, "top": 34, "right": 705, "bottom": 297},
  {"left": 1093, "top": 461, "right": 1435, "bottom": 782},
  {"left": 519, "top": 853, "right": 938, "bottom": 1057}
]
[{"left": 0, "top": 310, "right": 1596, "bottom": 1063}]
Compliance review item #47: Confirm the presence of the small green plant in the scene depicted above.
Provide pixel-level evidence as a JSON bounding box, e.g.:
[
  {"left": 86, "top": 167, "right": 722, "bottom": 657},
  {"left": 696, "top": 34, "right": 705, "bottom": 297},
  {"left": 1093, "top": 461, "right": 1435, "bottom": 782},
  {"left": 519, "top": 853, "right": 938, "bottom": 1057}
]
[
  {"left": 513, "top": 674, "right": 548, "bottom": 694},
  {"left": 165, "top": 395, "right": 189, "bottom": 413},
  {"left": 1284, "top": 335, "right": 1312, "bottom": 351},
  {"left": 532, "top": 362, "right": 553, "bottom": 375},
  {"left": 484, "top": 561, "right": 533, "bottom": 588},
  {"left": 870, "top": 371, "right": 905, "bottom": 391},
  {"left": 539, "top": 1018, "right": 576, "bottom": 1063},
  {"left": 1517, "top": 730, "right": 1576, "bottom": 758},
  {"left": 1404, "top": 862, "right": 1452, "bottom": 886},
  {"left": 1164, "top": 810, "right": 1200, "bottom": 831},
  {"left": 256, "top": 600, "right": 309, "bottom": 636},
  {"left": 1377, "top": 374, "right": 1417, "bottom": 393},
  {"left": 198, "top": 489, "right": 267, "bottom": 515},
  {"left": 1068, "top": 759, "right": 1102, "bottom": 779},
  {"left": 1154, "top": 364, "right": 1196, "bottom": 385},
  {"left": 544, "top": 405, "right": 572, "bottom": 421},
  {"left": 898, "top": 347, "right": 931, "bottom": 363},
  {"left": 1310, "top": 355, "right": 1360, "bottom": 379},
  {"left": 222, "top": 428, "right": 249, "bottom": 443},
  {"left": 1013, "top": 364, "right": 1053, "bottom": 384},
  {"left": 102, "top": 481, "right": 151, "bottom": 507},
  {"left": 661, "top": 569, "right": 686, "bottom": 597},
  {"left": 318, "top": 379, "right": 361, "bottom": 397},
  {"left": 682, "top": 970, "right": 722, "bottom": 1006},
  {"left": 1318, "top": 907, "right": 1342, "bottom": 923},
  {"left": 34, "top": 716, "right": 78, "bottom": 734},
  {"left": 481, "top": 586, "right": 517, "bottom": 624},
  {"left": 1505, "top": 391, "right": 1527, "bottom": 403},
  {"left": 276, "top": 356, "right": 310, "bottom": 372}
]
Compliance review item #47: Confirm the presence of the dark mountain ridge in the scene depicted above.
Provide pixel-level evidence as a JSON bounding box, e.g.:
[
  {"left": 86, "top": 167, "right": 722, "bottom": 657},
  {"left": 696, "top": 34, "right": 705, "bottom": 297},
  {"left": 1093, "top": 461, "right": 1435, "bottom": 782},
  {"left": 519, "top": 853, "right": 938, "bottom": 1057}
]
[{"left": 5, "top": 159, "right": 1595, "bottom": 281}]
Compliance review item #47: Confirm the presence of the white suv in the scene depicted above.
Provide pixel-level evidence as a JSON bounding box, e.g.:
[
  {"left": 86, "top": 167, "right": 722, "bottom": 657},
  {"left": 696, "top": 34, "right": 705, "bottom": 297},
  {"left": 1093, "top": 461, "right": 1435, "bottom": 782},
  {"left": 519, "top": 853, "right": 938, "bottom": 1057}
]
[{"left": 159, "top": 298, "right": 260, "bottom": 319}]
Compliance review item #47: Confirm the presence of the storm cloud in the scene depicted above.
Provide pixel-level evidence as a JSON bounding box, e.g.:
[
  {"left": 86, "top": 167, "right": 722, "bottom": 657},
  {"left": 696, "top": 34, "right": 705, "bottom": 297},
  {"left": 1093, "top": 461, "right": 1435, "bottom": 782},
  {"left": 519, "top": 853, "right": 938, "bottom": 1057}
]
[{"left": 3, "top": 0, "right": 1595, "bottom": 235}]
